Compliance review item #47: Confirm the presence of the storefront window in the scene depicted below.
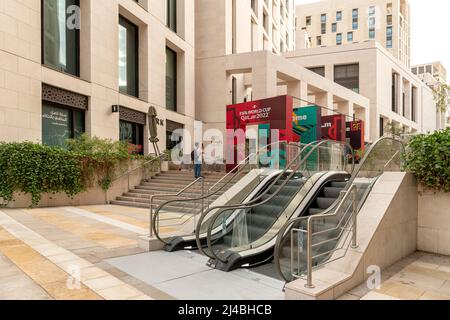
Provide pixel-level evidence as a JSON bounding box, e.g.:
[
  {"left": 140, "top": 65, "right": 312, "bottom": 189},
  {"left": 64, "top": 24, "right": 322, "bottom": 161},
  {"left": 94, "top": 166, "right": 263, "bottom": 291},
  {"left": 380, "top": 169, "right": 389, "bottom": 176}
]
[
  {"left": 42, "top": 102, "right": 84, "bottom": 148},
  {"left": 119, "top": 120, "right": 144, "bottom": 154}
]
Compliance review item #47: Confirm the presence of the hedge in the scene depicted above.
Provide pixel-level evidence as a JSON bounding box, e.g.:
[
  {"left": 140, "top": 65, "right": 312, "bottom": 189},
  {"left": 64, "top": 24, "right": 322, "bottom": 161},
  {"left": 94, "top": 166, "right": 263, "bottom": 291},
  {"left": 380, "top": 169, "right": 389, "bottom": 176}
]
[
  {"left": 0, "top": 136, "right": 158, "bottom": 207},
  {"left": 403, "top": 128, "right": 450, "bottom": 192}
]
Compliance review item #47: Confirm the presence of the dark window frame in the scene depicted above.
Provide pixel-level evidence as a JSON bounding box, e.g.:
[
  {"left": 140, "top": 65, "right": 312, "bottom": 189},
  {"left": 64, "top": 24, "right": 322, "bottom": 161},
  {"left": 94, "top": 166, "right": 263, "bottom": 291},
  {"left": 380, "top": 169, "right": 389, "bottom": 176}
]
[
  {"left": 166, "top": 46, "right": 178, "bottom": 112},
  {"left": 41, "top": 0, "right": 81, "bottom": 77},
  {"left": 119, "top": 15, "right": 140, "bottom": 98},
  {"left": 42, "top": 100, "right": 85, "bottom": 147}
]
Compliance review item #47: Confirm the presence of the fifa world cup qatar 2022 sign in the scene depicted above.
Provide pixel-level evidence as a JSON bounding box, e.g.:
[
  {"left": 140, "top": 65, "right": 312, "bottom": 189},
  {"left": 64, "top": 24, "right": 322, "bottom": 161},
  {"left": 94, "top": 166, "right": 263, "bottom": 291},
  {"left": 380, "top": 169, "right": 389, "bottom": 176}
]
[{"left": 226, "top": 95, "right": 294, "bottom": 171}]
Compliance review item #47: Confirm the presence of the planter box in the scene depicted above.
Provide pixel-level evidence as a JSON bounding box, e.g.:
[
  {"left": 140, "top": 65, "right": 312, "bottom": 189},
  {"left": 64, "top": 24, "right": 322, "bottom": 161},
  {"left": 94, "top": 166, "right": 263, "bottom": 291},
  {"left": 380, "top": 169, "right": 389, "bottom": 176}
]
[
  {"left": 418, "top": 186, "right": 450, "bottom": 256},
  {"left": 3, "top": 160, "right": 160, "bottom": 209}
]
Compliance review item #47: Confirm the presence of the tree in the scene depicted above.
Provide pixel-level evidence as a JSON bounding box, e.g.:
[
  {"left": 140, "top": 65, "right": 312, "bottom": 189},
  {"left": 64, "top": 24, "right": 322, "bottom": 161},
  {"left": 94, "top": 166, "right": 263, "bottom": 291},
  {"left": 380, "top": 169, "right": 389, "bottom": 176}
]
[{"left": 432, "top": 81, "right": 450, "bottom": 113}]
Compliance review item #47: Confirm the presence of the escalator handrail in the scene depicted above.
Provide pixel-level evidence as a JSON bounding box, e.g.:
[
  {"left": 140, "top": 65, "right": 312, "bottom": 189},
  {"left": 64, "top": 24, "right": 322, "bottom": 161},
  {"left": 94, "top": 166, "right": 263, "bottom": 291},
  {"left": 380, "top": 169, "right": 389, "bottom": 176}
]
[
  {"left": 273, "top": 136, "right": 405, "bottom": 282},
  {"left": 152, "top": 141, "right": 303, "bottom": 245},
  {"left": 203, "top": 139, "right": 355, "bottom": 261}
]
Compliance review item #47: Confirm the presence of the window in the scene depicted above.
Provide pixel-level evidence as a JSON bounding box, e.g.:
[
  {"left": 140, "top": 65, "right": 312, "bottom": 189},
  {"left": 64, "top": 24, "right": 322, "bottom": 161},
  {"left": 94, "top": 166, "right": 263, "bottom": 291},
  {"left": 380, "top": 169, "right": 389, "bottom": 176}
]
[
  {"left": 369, "top": 6, "right": 375, "bottom": 16},
  {"left": 369, "top": 17, "right": 376, "bottom": 28},
  {"left": 386, "top": 14, "right": 393, "bottom": 25},
  {"left": 166, "top": 0, "right": 177, "bottom": 32},
  {"left": 411, "top": 86, "right": 417, "bottom": 122},
  {"left": 369, "top": 29, "right": 375, "bottom": 39},
  {"left": 308, "top": 66, "right": 325, "bottom": 77},
  {"left": 419, "top": 66, "right": 425, "bottom": 74},
  {"left": 119, "top": 16, "right": 139, "bottom": 97},
  {"left": 42, "top": 102, "right": 84, "bottom": 148},
  {"left": 334, "top": 64, "right": 359, "bottom": 93},
  {"left": 251, "top": 0, "right": 257, "bottom": 14},
  {"left": 306, "top": 16, "right": 311, "bottom": 26},
  {"left": 321, "top": 14, "right": 327, "bottom": 23},
  {"left": 426, "top": 65, "right": 432, "bottom": 73},
  {"left": 380, "top": 117, "right": 385, "bottom": 137},
  {"left": 232, "top": 76, "right": 237, "bottom": 104},
  {"left": 42, "top": 0, "right": 80, "bottom": 76},
  {"left": 352, "top": 8, "right": 358, "bottom": 30},
  {"left": 336, "top": 33, "right": 342, "bottom": 45},
  {"left": 392, "top": 72, "right": 398, "bottom": 113},
  {"left": 321, "top": 23, "right": 326, "bottom": 34},
  {"left": 166, "top": 47, "right": 177, "bottom": 112},
  {"left": 332, "top": 23, "right": 337, "bottom": 33},
  {"left": 347, "top": 32, "right": 353, "bottom": 42},
  {"left": 119, "top": 120, "right": 144, "bottom": 154},
  {"left": 411, "top": 67, "right": 417, "bottom": 75},
  {"left": 386, "top": 26, "right": 393, "bottom": 48},
  {"left": 316, "top": 36, "right": 322, "bottom": 46},
  {"left": 336, "top": 11, "right": 342, "bottom": 21}
]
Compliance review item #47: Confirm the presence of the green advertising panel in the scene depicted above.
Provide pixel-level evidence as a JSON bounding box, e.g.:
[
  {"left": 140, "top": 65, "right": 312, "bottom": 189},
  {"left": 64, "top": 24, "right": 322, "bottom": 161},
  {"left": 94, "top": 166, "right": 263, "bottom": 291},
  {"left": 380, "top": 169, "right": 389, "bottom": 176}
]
[{"left": 293, "top": 106, "right": 321, "bottom": 171}]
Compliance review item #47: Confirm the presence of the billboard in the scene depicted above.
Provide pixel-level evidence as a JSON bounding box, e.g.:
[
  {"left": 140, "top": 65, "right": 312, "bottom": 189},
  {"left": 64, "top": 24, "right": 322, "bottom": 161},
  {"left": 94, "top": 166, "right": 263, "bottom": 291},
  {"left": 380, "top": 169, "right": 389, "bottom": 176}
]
[
  {"left": 292, "top": 106, "right": 322, "bottom": 144},
  {"left": 321, "top": 115, "right": 347, "bottom": 142}
]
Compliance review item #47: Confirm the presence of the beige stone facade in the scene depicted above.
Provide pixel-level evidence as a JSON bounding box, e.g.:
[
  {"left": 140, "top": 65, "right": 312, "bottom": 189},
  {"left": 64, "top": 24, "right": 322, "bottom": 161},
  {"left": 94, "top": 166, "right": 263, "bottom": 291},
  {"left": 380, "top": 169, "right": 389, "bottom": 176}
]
[
  {"left": 296, "top": 0, "right": 411, "bottom": 68},
  {"left": 284, "top": 42, "right": 445, "bottom": 140},
  {"left": 0, "top": 0, "right": 195, "bottom": 154}
]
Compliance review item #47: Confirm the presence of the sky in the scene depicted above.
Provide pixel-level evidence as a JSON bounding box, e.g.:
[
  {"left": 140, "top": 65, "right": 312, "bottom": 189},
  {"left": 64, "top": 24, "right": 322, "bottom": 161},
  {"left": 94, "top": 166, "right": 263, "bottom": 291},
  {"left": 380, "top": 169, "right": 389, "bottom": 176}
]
[{"left": 295, "top": 0, "right": 450, "bottom": 78}]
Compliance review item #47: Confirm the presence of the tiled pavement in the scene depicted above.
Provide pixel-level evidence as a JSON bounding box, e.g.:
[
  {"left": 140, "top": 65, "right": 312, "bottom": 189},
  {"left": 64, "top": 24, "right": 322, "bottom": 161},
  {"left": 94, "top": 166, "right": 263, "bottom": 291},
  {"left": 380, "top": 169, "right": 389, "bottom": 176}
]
[
  {"left": 0, "top": 205, "right": 176, "bottom": 300},
  {"left": 1, "top": 205, "right": 450, "bottom": 300},
  {"left": 339, "top": 252, "right": 450, "bottom": 300}
]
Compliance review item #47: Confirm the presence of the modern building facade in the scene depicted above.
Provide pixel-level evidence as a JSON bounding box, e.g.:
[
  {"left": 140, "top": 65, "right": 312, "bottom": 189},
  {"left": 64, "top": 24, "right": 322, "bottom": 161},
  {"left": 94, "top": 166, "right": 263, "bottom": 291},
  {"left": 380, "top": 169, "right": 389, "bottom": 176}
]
[
  {"left": 285, "top": 41, "right": 445, "bottom": 140},
  {"left": 296, "top": 0, "right": 411, "bottom": 67},
  {"left": 412, "top": 61, "right": 448, "bottom": 89},
  {"left": 0, "top": 0, "right": 195, "bottom": 154}
]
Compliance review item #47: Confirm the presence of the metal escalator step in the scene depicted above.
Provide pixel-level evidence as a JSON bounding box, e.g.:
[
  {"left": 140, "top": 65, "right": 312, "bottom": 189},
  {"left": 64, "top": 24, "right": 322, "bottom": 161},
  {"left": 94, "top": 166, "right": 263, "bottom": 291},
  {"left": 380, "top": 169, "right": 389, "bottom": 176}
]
[
  {"left": 316, "top": 197, "right": 337, "bottom": 209},
  {"left": 268, "top": 185, "right": 299, "bottom": 196},
  {"left": 246, "top": 213, "right": 276, "bottom": 229},
  {"left": 330, "top": 181, "right": 348, "bottom": 188},
  {"left": 260, "top": 194, "right": 292, "bottom": 205},
  {"left": 309, "top": 208, "right": 323, "bottom": 216},
  {"left": 323, "top": 187, "right": 343, "bottom": 198},
  {"left": 252, "top": 204, "right": 284, "bottom": 216}
]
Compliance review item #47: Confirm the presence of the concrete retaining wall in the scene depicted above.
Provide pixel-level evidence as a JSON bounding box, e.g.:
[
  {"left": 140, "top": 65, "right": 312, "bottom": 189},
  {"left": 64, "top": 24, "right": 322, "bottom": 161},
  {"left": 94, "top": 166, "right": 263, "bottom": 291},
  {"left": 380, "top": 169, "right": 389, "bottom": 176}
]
[
  {"left": 4, "top": 161, "right": 159, "bottom": 208},
  {"left": 418, "top": 187, "right": 450, "bottom": 256}
]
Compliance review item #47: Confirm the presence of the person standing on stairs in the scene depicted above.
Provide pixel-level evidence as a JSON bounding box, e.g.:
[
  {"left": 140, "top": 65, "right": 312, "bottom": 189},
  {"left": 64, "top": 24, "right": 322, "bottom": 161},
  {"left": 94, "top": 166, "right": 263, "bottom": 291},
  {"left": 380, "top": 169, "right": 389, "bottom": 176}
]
[{"left": 193, "top": 142, "right": 203, "bottom": 179}]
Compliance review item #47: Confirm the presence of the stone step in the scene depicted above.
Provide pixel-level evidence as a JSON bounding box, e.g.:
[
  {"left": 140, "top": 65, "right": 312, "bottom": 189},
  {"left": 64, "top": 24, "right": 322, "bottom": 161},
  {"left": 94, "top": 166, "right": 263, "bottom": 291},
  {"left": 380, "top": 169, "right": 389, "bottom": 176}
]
[
  {"left": 133, "top": 186, "right": 227, "bottom": 196},
  {"left": 116, "top": 196, "right": 203, "bottom": 209},
  {"left": 123, "top": 192, "right": 221, "bottom": 202},
  {"left": 110, "top": 200, "right": 199, "bottom": 213}
]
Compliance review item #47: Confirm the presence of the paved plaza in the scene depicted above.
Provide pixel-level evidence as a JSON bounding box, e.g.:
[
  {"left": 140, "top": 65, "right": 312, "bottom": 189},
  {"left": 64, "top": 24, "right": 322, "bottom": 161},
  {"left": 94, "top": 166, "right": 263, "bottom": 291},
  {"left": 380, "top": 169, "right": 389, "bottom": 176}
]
[{"left": 0, "top": 205, "right": 449, "bottom": 300}]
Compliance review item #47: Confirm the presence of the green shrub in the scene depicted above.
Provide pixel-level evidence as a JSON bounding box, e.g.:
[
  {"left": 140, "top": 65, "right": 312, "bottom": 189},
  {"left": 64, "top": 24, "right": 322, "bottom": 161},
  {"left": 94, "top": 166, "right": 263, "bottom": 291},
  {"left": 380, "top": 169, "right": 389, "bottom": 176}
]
[
  {"left": 0, "top": 136, "right": 161, "bottom": 207},
  {"left": 0, "top": 142, "right": 83, "bottom": 206},
  {"left": 67, "top": 135, "right": 131, "bottom": 191},
  {"left": 404, "top": 128, "right": 450, "bottom": 192}
]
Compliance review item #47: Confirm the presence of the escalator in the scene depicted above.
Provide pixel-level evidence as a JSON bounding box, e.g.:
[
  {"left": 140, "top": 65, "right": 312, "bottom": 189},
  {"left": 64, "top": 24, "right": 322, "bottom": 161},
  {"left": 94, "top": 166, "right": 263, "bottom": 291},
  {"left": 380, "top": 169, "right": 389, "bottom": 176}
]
[
  {"left": 274, "top": 137, "right": 405, "bottom": 282},
  {"left": 152, "top": 142, "right": 308, "bottom": 252},
  {"left": 199, "top": 140, "right": 354, "bottom": 273},
  {"left": 207, "top": 172, "right": 351, "bottom": 272}
]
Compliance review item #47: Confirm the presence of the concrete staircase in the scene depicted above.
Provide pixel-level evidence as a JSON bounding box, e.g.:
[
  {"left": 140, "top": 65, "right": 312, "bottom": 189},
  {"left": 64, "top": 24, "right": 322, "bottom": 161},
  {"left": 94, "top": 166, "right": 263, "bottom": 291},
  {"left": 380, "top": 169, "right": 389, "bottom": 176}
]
[{"left": 110, "top": 170, "right": 231, "bottom": 210}]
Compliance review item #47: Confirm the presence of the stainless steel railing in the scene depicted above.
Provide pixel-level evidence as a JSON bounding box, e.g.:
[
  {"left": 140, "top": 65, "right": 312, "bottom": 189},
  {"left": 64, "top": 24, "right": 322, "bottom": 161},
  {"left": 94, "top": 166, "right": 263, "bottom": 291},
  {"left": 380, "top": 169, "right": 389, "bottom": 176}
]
[{"left": 275, "top": 136, "right": 405, "bottom": 287}]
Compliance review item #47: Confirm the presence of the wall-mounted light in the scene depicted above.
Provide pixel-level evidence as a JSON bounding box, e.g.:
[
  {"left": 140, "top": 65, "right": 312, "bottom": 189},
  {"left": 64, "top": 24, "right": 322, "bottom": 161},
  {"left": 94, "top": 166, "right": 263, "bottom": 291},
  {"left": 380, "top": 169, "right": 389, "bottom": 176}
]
[{"left": 112, "top": 105, "right": 120, "bottom": 113}]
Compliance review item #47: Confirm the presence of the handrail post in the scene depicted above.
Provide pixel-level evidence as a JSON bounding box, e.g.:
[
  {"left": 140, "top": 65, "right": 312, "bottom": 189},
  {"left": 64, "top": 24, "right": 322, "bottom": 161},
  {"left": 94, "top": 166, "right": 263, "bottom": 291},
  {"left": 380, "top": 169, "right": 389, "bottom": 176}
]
[
  {"left": 149, "top": 196, "right": 154, "bottom": 238},
  {"left": 305, "top": 218, "right": 315, "bottom": 289},
  {"left": 351, "top": 187, "right": 359, "bottom": 249}
]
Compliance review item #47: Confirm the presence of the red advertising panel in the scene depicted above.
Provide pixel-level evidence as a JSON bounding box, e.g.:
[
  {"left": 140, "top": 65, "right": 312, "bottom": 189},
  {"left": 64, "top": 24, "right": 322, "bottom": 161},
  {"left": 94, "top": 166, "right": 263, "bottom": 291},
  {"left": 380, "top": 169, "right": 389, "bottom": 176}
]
[
  {"left": 321, "top": 115, "right": 347, "bottom": 142},
  {"left": 226, "top": 95, "right": 294, "bottom": 171}
]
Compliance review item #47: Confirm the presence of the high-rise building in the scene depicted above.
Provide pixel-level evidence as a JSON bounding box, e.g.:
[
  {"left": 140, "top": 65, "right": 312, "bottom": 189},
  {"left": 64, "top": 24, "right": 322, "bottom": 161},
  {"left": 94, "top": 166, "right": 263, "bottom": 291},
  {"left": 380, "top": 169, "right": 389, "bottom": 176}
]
[{"left": 296, "top": 0, "right": 411, "bottom": 67}]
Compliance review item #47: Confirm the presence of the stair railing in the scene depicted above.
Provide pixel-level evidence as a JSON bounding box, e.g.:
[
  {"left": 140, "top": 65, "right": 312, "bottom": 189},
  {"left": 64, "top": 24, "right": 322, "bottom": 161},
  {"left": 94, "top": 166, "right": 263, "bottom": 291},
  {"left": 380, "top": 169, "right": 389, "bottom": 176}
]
[
  {"left": 149, "top": 177, "right": 205, "bottom": 237},
  {"left": 151, "top": 141, "right": 304, "bottom": 245},
  {"left": 201, "top": 140, "right": 354, "bottom": 261},
  {"left": 106, "top": 154, "right": 166, "bottom": 203},
  {"left": 275, "top": 137, "right": 405, "bottom": 286}
]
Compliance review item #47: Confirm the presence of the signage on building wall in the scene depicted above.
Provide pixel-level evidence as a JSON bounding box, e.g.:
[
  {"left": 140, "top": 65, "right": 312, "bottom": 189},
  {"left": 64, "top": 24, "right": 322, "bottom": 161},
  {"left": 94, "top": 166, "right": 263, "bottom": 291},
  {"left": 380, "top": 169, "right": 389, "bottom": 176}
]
[
  {"left": 346, "top": 120, "right": 365, "bottom": 158},
  {"left": 226, "top": 95, "right": 294, "bottom": 172},
  {"left": 292, "top": 106, "right": 322, "bottom": 144},
  {"left": 321, "top": 115, "right": 347, "bottom": 142}
]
